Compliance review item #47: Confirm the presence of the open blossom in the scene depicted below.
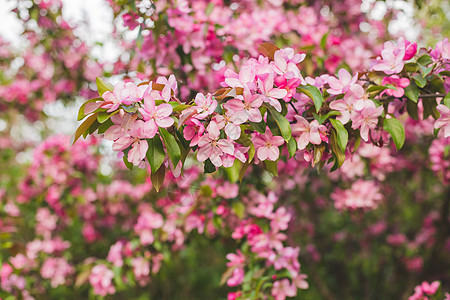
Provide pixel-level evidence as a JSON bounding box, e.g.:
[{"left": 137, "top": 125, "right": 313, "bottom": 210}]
[
  {"left": 197, "top": 122, "right": 234, "bottom": 167},
  {"left": 222, "top": 144, "right": 249, "bottom": 168},
  {"left": 252, "top": 128, "right": 285, "bottom": 161},
  {"left": 292, "top": 116, "right": 327, "bottom": 150},
  {"left": 270, "top": 207, "right": 290, "bottom": 232},
  {"left": 224, "top": 86, "right": 263, "bottom": 123},
  {"left": 351, "top": 102, "right": 384, "bottom": 142},
  {"left": 332, "top": 179, "right": 383, "bottom": 210},
  {"left": 110, "top": 120, "right": 149, "bottom": 166},
  {"left": 258, "top": 72, "right": 288, "bottom": 112},
  {"left": 89, "top": 264, "right": 115, "bottom": 296},
  {"left": 213, "top": 109, "right": 247, "bottom": 140},
  {"left": 194, "top": 93, "right": 217, "bottom": 119},
  {"left": 435, "top": 104, "right": 450, "bottom": 137},
  {"left": 183, "top": 118, "right": 205, "bottom": 146},
  {"left": 430, "top": 38, "right": 450, "bottom": 60},
  {"left": 327, "top": 68, "right": 358, "bottom": 95},
  {"left": 155, "top": 74, "right": 178, "bottom": 102},
  {"left": 329, "top": 84, "right": 364, "bottom": 124},
  {"left": 224, "top": 65, "right": 255, "bottom": 88},
  {"left": 409, "top": 281, "right": 440, "bottom": 300},
  {"left": 225, "top": 250, "right": 245, "bottom": 286},
  {"left": 272, "top": 48, "right": 306, "bottom": 80},
  {"left": 138, "top": 93, "right": 174, "bottom": 137},
  {"left": 272, "top": 279, "right": 297, "bottom": 300},
  {"left": 372, "top": 40, "right": 406, "bottom": 74},
  {"left": 102, "top": 82, "right": 146, "bottom": 112},
  {"left": 104, "top": 112, "right": 137, "bottom": 141},
  {"left": 382, "top": 75, "right": 410, "bottom": 98},
  {"left": 40, "top": 257, "right": 74, "bottom": 288}
]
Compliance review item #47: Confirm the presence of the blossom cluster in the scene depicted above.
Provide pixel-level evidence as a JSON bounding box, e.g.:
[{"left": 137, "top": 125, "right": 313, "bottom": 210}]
[{"left": 76, "top": 38, "right": 449, "bottom": 186}]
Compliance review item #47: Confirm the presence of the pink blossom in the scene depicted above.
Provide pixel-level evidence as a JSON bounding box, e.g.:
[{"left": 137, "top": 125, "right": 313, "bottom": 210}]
[
  {"left": 421, "top": 281, "right": 440, "bottom": 295},
  {"left": 89, "top": 264, "right": 115, "bottom": 296},
  {"left": 372, "top": 40, "right": 406, "bottom": 74},
  {"left": 272, "top": 48, "right": 306, "bottom": 80},
  {"left": 270, "top": 207, "right": 290, "bottom": 232},
  {"left": 351, "top": 102, "right": 384, "bottom": 142},
  {"left": 402, "top": 38, "right": 417, "bottom": 60},
  {"left": 224, "top": 65, "right": 255, "bottom": 88},
  {"left": 430, "top": 38, "right": 450, "bottom": 60},
  {"left": 197, "top": 122, "right": 234, "bottom": 167},
  {"left": 293, "top": 274, "right": 309, "bottom": 289},
  {"left": 292, "top": 116, "right": 326, "bottom": 150},
  {"left": 41, "top": 257, "right": 74, "bottom": 288},
  {"left": 222, "top": 144, "right": 249, "bottom": 168},
  {"left": 224, "top": 86, "right": 263, "bottom": 123},
  {"left": 329, "top": 84, "right": 364, "bottom": 124},
  {"left": 138, "top": 93, "right": 174, "bottom": 133},
  {"left": 227, "top": 267, "right": 244, "bottom": 287},
  {"left": 102, "top": 82, "right": 146, "bottom": 112},
  {"left": 213, "top": 110, "right": 247, "bottom": 140},
  {"left": 435, "top": 104, "right": 450, "bottom": 138},
  {"left": 226, "top": 250, "right": 245, "bottom": 268},
  {"left": 104, "top": 112, "right": 137, "bottom": 141},
  {"left": 131, "top": 257, "right": 150, "bottom": 278},
  {"left": 107, "top": 241, "right": 124, "bottom": 267},
  {"left": 183, "top": 118, "right": 205, "bottom": 146},
  {"left": 327, "top": 68, "right": 358, "bottom": 95},
  {"left": 382, "top": 75, "right": 410, "bottom": 98},
  {"left": 258, "top": 73, "right": 288, "bottom": 112},
  {"left": 272, "top": 279, "right": 297, "bottom": 300},
  {"left": 193, "top": 93, "right": 217, "bottom": 119},
  {"left": 332, "top": 179, "right": 383, "bottom": 210},
  {"left": 252, "top": 128, "right": 285, "bottom": 161}
]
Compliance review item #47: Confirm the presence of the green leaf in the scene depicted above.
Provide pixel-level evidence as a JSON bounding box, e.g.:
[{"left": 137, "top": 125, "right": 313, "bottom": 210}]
[
  {"left": 383, "top": 117, "right": 405, "bottom": 150},
  {"left": 417, "top": 54, "right": 433, "bottom": 66},
  {"left": 232, "top": 202, "right": 245, "bottom": 219},
  {"left": 439, "top": 70, "right": 450, "bottom": 77},
  {"left": 96, "top": 77, "right": 114, "bottom": 96},
  {"left": 147, "top": 136, "right": 166, "bottom": 174},
  {"left": 250, "top": 120, "right": 266, "bottom": 134},
  {"left": 406, "top": 99, "right": 419, "bottom": 120},
  {"left": 97, "top": 110, "right": 118, "bottom": 124},
  {"left": 329, "top": 119, "right": 348, "bottom": 152},
  {"left": 404, "top": 62, "right": 419, "bottom": 72},
  {"left": 159, "top": 128, "right": 181, "bottom": 167},
  {"left": 122, "top": 155, "right": 133, "bottom": 171},
  {"left": 78, "top": 98, "right": 102, "bottom": 121},
  {"left": 444, "top": 92, "right": 450, "bottom": 107},
  {"left": 98, "top": 118, "right": 114, "bottom": 134},
  {"left": 287, "top": 137, "right": 297, "bottom": 158},
  {"left": 312, "top": 145, "right": 325, "bottom": 167},
  {"left": 404, "top": 81, "right": 419, "bottom": 103},
  {"left": 72, "top": 113, "right": 98, "bottom": 145},
  {"left": 298, "top": 85, "right": 324, "bottom": 112},
  {"left": 330, "top": 130, "right": 345, "bottom": 171},
  {"left": 419, "top": 65, "right": 433, "bottom": 77},
  {"left": 414, "top": 74, "right": 427, "bottom": 88},
  {"left": 266, "top": 105, "right": 291, "bottom": 141},
  {"left": 320, "top": 32, "right": 329, "bottom": 50},
  {"left": 264, "top": 160, "right": 278, "bottom": 177},
  {"left": 205, "top": 2, "right": 214, "bottom": 15},
  {"left": 315, "top": 110, "right": 341, "bottom": 124},
  {"left": 423, "top": 98, "right": 440, "bottom": 119},
  {"left": 204, "top": 159, "right": 216, "bottom": 173},
  {"left": 225, "top": 160, "right": 242, "bottom": 183},
  {"left": 150, "top": 166, "right": 165, "bottom": 192},
  {"left": 88, "top": 120, "right": 101, "bottom": 135},
  {"left": 172, "top": 104, "right": 192, "bottom": 112}
]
